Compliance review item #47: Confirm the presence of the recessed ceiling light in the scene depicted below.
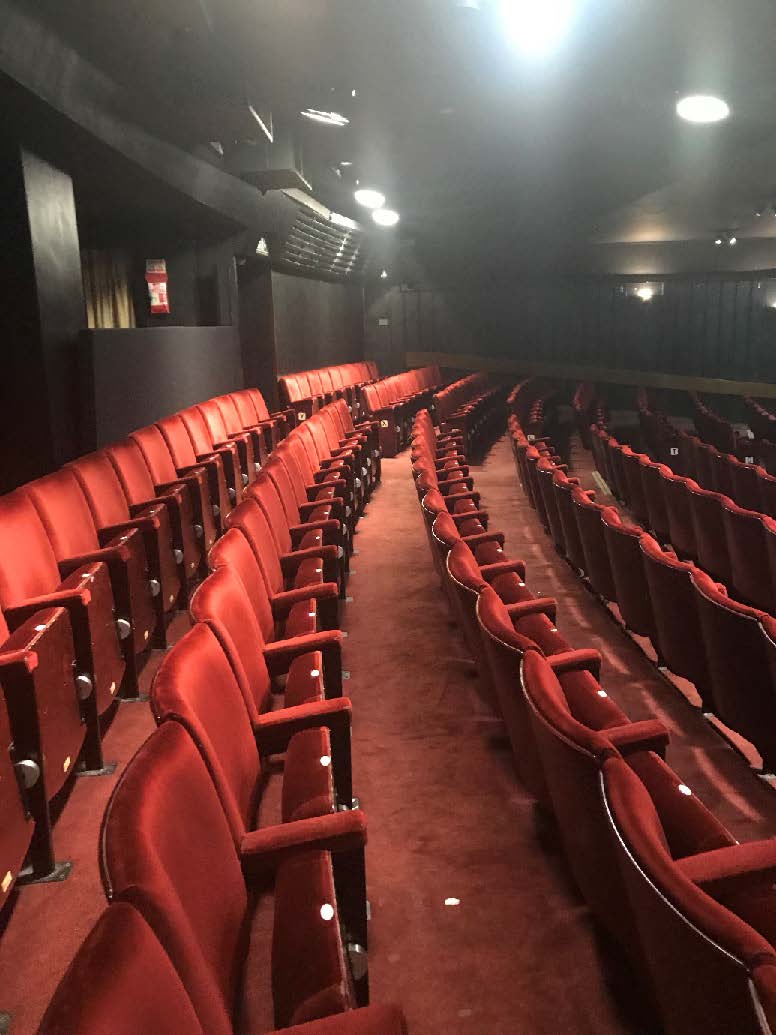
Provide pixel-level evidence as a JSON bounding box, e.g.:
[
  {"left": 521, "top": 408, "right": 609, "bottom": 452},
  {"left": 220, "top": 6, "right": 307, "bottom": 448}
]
[
  {"left": 300, "top": 109, "right": 350, "bottom": 127},
  {"left": 354, "top": 188, "right": 386, "bottom": 209},
  {"left": 635, "top": 286, "right": 654, "bottom": 302},
  {"left": 340, "top": 161, "right": 353, "bottom": 167},
  {"left": 714, "top": 238, "right": 723, "bottom": 246},
  {"left": 380, "top": 269, "right": 389, "bottom": 279},
  {"left": 373, "top": 208, "right": 400, "bottom": 227},
  {"left": 499, "top": 0, "right": 576, "bottom": 58},
  {"left": 729, "top": 235, "right": 738, "bottom": 246},
  {"left": 676, "top": 95, "right": 730, "bottom": 124}
]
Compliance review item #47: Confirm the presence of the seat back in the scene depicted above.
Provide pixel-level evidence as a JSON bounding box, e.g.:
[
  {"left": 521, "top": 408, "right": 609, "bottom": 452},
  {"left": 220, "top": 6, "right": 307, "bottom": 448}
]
[
  {"left": 37, "top": 903, "right": 206, "bottom": 1035},
  {"left": 157, "top": 415, "right": 200, "bottom": 469},
  {"left": 621, "top": 448, "right": 650, "bottom": 527},
  {"left": 572, "top": 488, "right": 617, "bottom": 601},
  {"left": 197, "top": 399, "right": 231, "bottom": 445},
  {"left": 691, "top": 569, "right": 776, "bottom": 768},
  {"left": 151, "top": 622, "right": 261, "bottom": 847},
  {"left": 101, "top": 721, "right": 247, "bottom": 1035},
  {"left": 519, "top": 651, "right": 636, "bottom": 951},
  {"left": 553, "top": 471, "right": 587, "bottom": 572},
  {"left": 639, "top": 534, "right": 711, "bottom": 697},
  {"left": 721, "top": 502, "right": 773, "bottom": 611},
  {"left": 639, "top": 457, "right": 671, "bottom": 543},
  {"left": 688, "top": 485, "right": 733, "bottom": 586},
  {"left": 208, "top": 528, "right": 275, "bottom": 642},
  {"left": 0, "top": 491, "right": 65, "bottom": 602},
  {"left": 24, "top": 470, "right": 102, "bottom": 559},
  {"left": 445, "top": 541, "right": 489, "bottom": 666},
  {"left": 190, "top": 566, "right": 273, "bottom": 723},
  {"left": 105, "top": 439, "right": 158, "bottom": 505},
  {"left": 130, "top": 425, "right": 180, "bottom": 484},
  {"left": 247, "top": 388, "right": 272, "bottom": 422},
  {"left": 179, "top": 407, "right": 218, "bottom": 457},
  {"left": 475, "top": 587, "right": 547, "bottom": 799},
  {"left": 601, "top": 753, "right": 776, "bottom": 1035},
  {"left": 225, "top": 500, "right": 283, "bottom": 598},
  {"left": 68, "top": 452, "right": 133, "bottom": 527},
  {"left": 660, "top": 470, "right": 698, "bottom": 561},
  {"left": 245, "top": 475, "right": 293, "bottom": 555},
  {"left": 601, "top": 508, "right": 654, "bottom": 638},
  {"left": 536, "top": 460, "right": 565, "bottom": 547}
]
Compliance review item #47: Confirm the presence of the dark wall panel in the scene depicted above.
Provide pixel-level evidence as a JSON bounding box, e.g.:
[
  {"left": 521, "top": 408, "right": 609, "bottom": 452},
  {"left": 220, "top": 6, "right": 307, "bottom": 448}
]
[
  {"left": 79, "top": 325, "right": 243, "bottom": 448},
  {"left": 272, "top": 272, "right": 364, "bottom": 374},
  {"left": 367, "top": 274, "right": 776, "bottom": 384}
]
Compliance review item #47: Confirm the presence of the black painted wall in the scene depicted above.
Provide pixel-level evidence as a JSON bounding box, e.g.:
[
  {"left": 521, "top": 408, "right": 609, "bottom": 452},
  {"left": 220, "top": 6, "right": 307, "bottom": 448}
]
[
  {"left": 272, "top": 272, "right": 365, "bottom": 375},
  {"left": 79, "top": 325, "right": 244, "bottom": 449},
  {"left": 366, "top": 275, "right": 776, "bottom": 384}
]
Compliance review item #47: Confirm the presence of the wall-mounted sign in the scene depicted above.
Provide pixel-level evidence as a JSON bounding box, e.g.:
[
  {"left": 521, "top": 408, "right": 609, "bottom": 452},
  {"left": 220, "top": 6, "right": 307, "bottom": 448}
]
[{"left": 145, "top": 259, "right": 170, "bottom": 314}]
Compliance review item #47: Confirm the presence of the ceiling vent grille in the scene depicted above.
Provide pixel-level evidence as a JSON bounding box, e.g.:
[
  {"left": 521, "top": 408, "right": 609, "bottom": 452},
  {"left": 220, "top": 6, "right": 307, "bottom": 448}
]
[{"left": 277, "top": 201, "right": 370, "bottom": 280}]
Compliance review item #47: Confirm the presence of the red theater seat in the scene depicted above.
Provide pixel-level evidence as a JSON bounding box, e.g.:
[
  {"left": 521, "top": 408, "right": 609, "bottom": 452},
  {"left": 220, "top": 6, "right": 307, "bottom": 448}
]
[
  {"left": 601, "top": 507, "right": 655, "bottom": 638},
  {"left": 721, "top": 500, "right": 775, "bottom": 612},
  {"left": 638, "top": 455, "right": 672, "bottom": 544},
  {"left": 68, "top": 451, "right": 181, "bottom": 634},
  {"left": 157, "top": 413, "right": 234, "bottom": 527},
  {"left": 105, "top": 437, "right": 202, "bottom": 590},
  {"left": 602, "top": 752, "right": 776, "bottom": 1035},
  {"left": 660, "top": 468, "right": 698, "bottom": 562},
  {"left": 178, "top": 406, "right": 247, "bottom": 501},
  {"left": 199, "top": 397, "right": 260, "bottom": 483},
  {"left": 152, "top": 621, "right": 353, "bottom": 827},
  {"left": 552, "top": 469, "right": 589, "bottom": 574},
  {"left": 208, "top": 530, "right": 344, "bottom": 698},
  {"left": 0, "top": 491, "right": 125, "bottom": 722},
  {"left": 571, "top": 487, "right": 617, "bottom": 602},
  {"left": 691, "top": 569, "right": 776, "bottom": 771},
  {"left": 639, "top": 535, "right": 713, "bottom": 702},
  {"left": 687, "top": 484, "right": 733, "bottom": 587},
  {"left": 101, "top": 721, "right": 369, "bottom": 1031},
  {"left": 226, "top": 500, "right": 340, "bottom": 631},
  {"left": 130, "top": 424, "right": 217, "bottom": 552},
  {"left": 520, "top": 650, "right": 669, "bottom": 954},
  {"left": 24, "top": 470, "right": 157, "bottom": 689}
]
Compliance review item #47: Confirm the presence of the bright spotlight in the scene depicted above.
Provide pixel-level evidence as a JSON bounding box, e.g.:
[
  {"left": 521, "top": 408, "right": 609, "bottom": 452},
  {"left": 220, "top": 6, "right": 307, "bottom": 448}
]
[
  {"left": 354, "top": 188, "right": 386, "bottom": 209},
  {"left": 676, "top": 95, "right": 730, "bottom": 124},
  {"left": 373, "top": 208, "right": 400, "bottom": 227},
  {"left": 635, "top": 286, "right": 654, "bottom": 302},
  {"left": 499, "top": 0, "right": 576, "bottom": 57}
]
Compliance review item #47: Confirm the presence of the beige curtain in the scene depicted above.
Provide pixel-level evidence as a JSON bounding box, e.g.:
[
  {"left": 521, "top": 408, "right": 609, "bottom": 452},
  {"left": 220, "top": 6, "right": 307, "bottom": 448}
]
[{"left": 82, "top": 249, "right": 136, "bottom": 329}]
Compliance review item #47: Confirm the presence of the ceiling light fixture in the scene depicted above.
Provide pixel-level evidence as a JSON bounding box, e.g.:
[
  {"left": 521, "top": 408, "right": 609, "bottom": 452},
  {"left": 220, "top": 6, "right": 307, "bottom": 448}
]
[
  {"left": 729, "top": 235, "right": 738, "bottom": 246},
  {"left": 373, "top": 208, "right": 400, "bottom": 228},
  {"left": 499, "top": 0, "right": 576, "bottom": 58},
  {"left": 635, "top": 286, "right": 654, "bottom": 302},
  {"left": 380, "top": 269, "right": 389, "bottom": 279},
  {"left": 354, "top": 188, "right": 386, "bottom": 209},
  {"left": 714, "top": 237, "right": 723, "bottom": 246},
  {"left": 676, "top": 95, "right": 730, "bottom": 124},
  {"left": 300, "top": 109, "right": 350, "bottom": 127}
]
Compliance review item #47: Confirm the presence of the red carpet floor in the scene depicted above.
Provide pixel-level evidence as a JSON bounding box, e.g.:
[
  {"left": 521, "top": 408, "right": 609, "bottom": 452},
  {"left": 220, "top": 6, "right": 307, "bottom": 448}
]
[{"left": 3, "top": 433, "right": 776, "bottom": 1033}]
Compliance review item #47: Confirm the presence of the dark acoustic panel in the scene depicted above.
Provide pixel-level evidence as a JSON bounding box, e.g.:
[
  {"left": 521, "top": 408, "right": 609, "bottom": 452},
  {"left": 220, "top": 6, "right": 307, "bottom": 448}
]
[
  {"left": 79, "top": 325, "right": 244, "bottom": 449},
  {"left": 272, "top": 272, "right": 365, "bottom": 374}
]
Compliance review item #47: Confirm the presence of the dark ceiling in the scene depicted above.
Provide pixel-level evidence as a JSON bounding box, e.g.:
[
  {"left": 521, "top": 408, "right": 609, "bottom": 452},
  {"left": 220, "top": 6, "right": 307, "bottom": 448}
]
[{"left": 23, "top": 0, "right": 776, "bottom": 263}]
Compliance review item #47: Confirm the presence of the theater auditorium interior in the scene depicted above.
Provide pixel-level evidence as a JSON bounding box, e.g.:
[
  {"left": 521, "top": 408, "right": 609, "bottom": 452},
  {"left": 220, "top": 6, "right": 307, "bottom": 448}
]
[{"left": 7, "top": 3, "right": 776, "bottom": 1034}]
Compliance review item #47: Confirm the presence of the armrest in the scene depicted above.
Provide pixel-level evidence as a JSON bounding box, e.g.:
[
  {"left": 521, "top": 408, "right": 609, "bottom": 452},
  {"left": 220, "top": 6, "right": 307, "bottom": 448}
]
[
  {"left": 548, "top": 649, "right": 602, "bottom": 680},
  {"left": 452, "top": 510, "right": 489, "bottom": 529},
  {"left": 279, "top": 545, "right": 339, "bottom": 584},
  {"left": 98, "top": 516, "right": 158, "bottom": 543},
  {"left": 480, "top": 559, "right": 526, "bottom": 581},
  {"left": 461, "top": 531, "right": 503, "bottom": 548},
  {"left": 58, "top": 543, "right": 130, "bottom": 576},
  {"left": 290, "top": 519, "right": 342, "bottom": 538},
  {"left": 263, "top": 630, "right": 343, "bottom": 678},
  {"left": 677, "top": 840, "right": 776, "bottom": 896},
  {"left": 253, "top": 696, "right": 352, "bottom": 756},
  {"left": 506, "top": 597, "right": 557, "bottom": 623},
  {"left": 4, "top": 591, "right": 90, "bottom": 631},
  {"left": 271, "top": 583, "right": 339, "bottom": 619},
  {"left": 241, "top": 810, "right": 367, "bottom": 877},
  {"left": 445, "top": 490, "right": 480, "bottom": 509},
  {"left": 606, "top": 719, "right": 670, "bottom": 758}
]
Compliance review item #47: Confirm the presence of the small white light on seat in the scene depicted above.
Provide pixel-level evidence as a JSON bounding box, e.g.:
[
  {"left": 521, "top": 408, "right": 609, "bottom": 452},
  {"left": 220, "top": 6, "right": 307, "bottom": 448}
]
[
  {"left": 320, "top": 903, "right": 335, "bottom": 921},
  {"left": 444, "top": 897, "right": 461, "bottom": 907},
  {"left": 316, "top": 568, "right": 322, "bottom": 574},
  {"left": 597, "top": 690, "right": 608, "bottom": 698},
  {"left": 310, "top": 669, "right": 320, "bottom": 678},
  {"left": 320, "top": 755, "right": 332, "bottom": 767},
  {"left": 34, "top": 625, "right": 47, "bottom": 632},
  {"left": 308, "top": 612, "right": 316, "bottom": 618},
  {"left": 678, "top": 784, "right": 693, "bottom": 796}
]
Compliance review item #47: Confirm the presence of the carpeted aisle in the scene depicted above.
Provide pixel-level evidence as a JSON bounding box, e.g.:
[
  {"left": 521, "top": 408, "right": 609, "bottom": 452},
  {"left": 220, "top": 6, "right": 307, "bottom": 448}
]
[{"left": 341, "top": 448, "right": 652, "bottom": 1034}]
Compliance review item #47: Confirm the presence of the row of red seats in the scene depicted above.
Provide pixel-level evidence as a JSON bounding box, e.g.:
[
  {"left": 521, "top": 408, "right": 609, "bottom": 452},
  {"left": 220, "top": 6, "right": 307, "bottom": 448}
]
[
  {"left": 513, "top": 412, "right": 776, "bottom": 771},
  {"left": 432, "top": 374, "right": 507, "bottom": 453},
  {"left": 638, "top": 388, "right": 776, "bottom": 521},
  {"left": 418, "top": 406, "right": 776, "bottom": 1034},
  {"left": 594, "top": 424, "right": 776, "bottom": 616},
  {"left": 690, "top": 391, "right": 753, "bottom": 459},
  {"left": 572, "top": 382, "right": 608, "bottom": 449},
  {"left": 506, "top": 379, "right": 558, "bottom": 441},
  {"left": 360, "top": 366, "right": 443, "bottom": 457},
  {"left": 33, "top": 398, "right": 407, "bottom": 1032},
  {"left": 744, "top": 395, "right": 776, "bottom": 458},
  {"left": 0, "top": 391, "right": 377, "bottom": 903},
  {"left": 278, "top": 362, "right": 380, "bottom": 421}
]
